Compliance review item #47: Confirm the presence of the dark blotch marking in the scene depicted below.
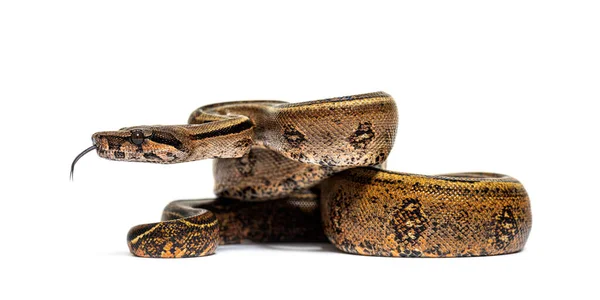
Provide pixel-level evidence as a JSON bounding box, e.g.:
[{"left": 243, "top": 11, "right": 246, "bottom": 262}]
[
  {"left": 330, "top": 188, "right": 349, "bottom": 235},
  {"left": 375, "top": 152, "right": 387, "bottom": 164},
  {"left": 234, "top": 151, "right": 256, "bottom": 176},
  {"left": 390, "top": 198, "right": 427, "bottom": 245},
  {"left": 423, "top": 244, "right": 450, "bottom": 257},
  {"left": 233, "top": 138, "right": 253, "bottom": 149},
  {"left": 289, "top": 152, "right": 308, "bottom": 161},
  {"left": 493, "top": 206, "right": 518, "bottom": 250},
  {"left": 114, "top": 151, "right": 125, "bottom": 159},
  {"left": 148, "top": 131, "right": 185, "bottom": 151},
  {"left": 191, "top": 119, "right": 253, "bottom": 140},
  {"left": 143, "top": 153, "right": 163, "bottom": 161},
  {"left": 106, "top": 136, "right": 127, "bottom": 150},
  {"left": 283, "top": 124, "right": 307, "bottom": 148},
  {"left": 441, "top": 177, "right": 481, "bottom": 183},
  {"left": 399, "top": 249, "right": 423, "bottom": 258},
  {"left": 348, "top": 122, "right": 375, "bottom": 149},
  {"left": 358, "top": 240, "right": 377, "bottom": 255},
  {"left": 340, "top": 239, "right": 355, "bottom": 253}
]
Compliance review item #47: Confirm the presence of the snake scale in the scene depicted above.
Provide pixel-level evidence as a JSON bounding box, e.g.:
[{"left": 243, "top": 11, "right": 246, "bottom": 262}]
[{"left": 72, "top": 92, "right": 532, "bottom": 258}]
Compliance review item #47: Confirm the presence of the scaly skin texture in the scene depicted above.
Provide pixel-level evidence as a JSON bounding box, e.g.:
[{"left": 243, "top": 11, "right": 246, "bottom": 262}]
[
  {"left": 161, "top": 193, "right": 326, "bottom": 245},
  {"left": 92, "top": 92, "right": 397, "bottom": 166},
  {"left": 91, "top": 92, "right": 398, "bottom": 258},
  {"left": 127, "top": 209, "right": 219, "bottom": 258},
  {"left": 320, "top": 168, "right": 532, "bottom": 257},
  {"left": 79, "top": 91, "right": 532, "bottom": 258},
  {"left": 214, "top": 147, "right": 340, "bottom": 201}
]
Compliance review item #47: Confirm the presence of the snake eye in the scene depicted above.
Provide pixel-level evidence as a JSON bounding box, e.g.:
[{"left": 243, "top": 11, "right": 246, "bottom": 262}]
[{"left": 130, "top": 130, "right": 145, "bottom": 145}]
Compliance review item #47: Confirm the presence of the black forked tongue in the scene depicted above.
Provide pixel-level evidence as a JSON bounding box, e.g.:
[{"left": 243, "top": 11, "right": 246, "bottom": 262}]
[{"left": 70, "top": 145, "right": 97, "bottom": 181}]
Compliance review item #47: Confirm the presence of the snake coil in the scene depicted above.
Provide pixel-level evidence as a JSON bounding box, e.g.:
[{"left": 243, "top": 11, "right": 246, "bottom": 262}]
[{"left": 73, "top": 92, "right": 531, "bottom": 258}]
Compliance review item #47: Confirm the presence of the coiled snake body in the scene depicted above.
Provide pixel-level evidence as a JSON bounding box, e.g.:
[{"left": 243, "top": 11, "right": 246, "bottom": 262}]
[{"left": 73, "top": 92, "right": 531, "bottom": 258}]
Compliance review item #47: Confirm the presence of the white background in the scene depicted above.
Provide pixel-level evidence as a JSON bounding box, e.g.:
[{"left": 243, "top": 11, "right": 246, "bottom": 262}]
[{"left": 1, "top": 1, "right": 598, "bottom": 299}]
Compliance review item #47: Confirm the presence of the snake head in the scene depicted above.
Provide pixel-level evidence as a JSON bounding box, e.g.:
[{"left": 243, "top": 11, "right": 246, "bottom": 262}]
[
  {"left": 72, "top": 119, "right": 254, "bottom": 179},
  {"left": 92, "top": 126, "right": 191, "bottom": 164}
]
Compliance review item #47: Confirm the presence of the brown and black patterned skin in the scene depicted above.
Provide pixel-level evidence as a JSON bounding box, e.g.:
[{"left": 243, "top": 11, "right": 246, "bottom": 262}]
[
  {"left": 320, "top": 169, "right": 532, "bottom": 257},
  {"left": 80, "top": 91, "right": 532, "bottom": 258},
  {"left": 214, "top": 147, "right": 341, "bottom": 201},
  {"left": 90, "top": 92, "right": 397, "bottom": 258},
  {"left": 92, "top": 92, "right": 397, "bottom": 167},
  {"left": 127, "top": 209, "right": 219, "bottom": 258},
  {"left": 161, "top": 193, "right": 326, "bottom": 245}
]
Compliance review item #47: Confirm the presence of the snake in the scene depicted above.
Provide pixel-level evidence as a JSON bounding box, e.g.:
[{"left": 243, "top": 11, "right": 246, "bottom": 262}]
[{"left": 72, "top": 91, "right": 532, "bottom": 258}]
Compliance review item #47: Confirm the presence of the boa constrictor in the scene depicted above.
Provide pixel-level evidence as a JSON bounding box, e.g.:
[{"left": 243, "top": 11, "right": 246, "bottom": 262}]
[{"left": 72, "top": 92, "right": 532, "bottom": 258}]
